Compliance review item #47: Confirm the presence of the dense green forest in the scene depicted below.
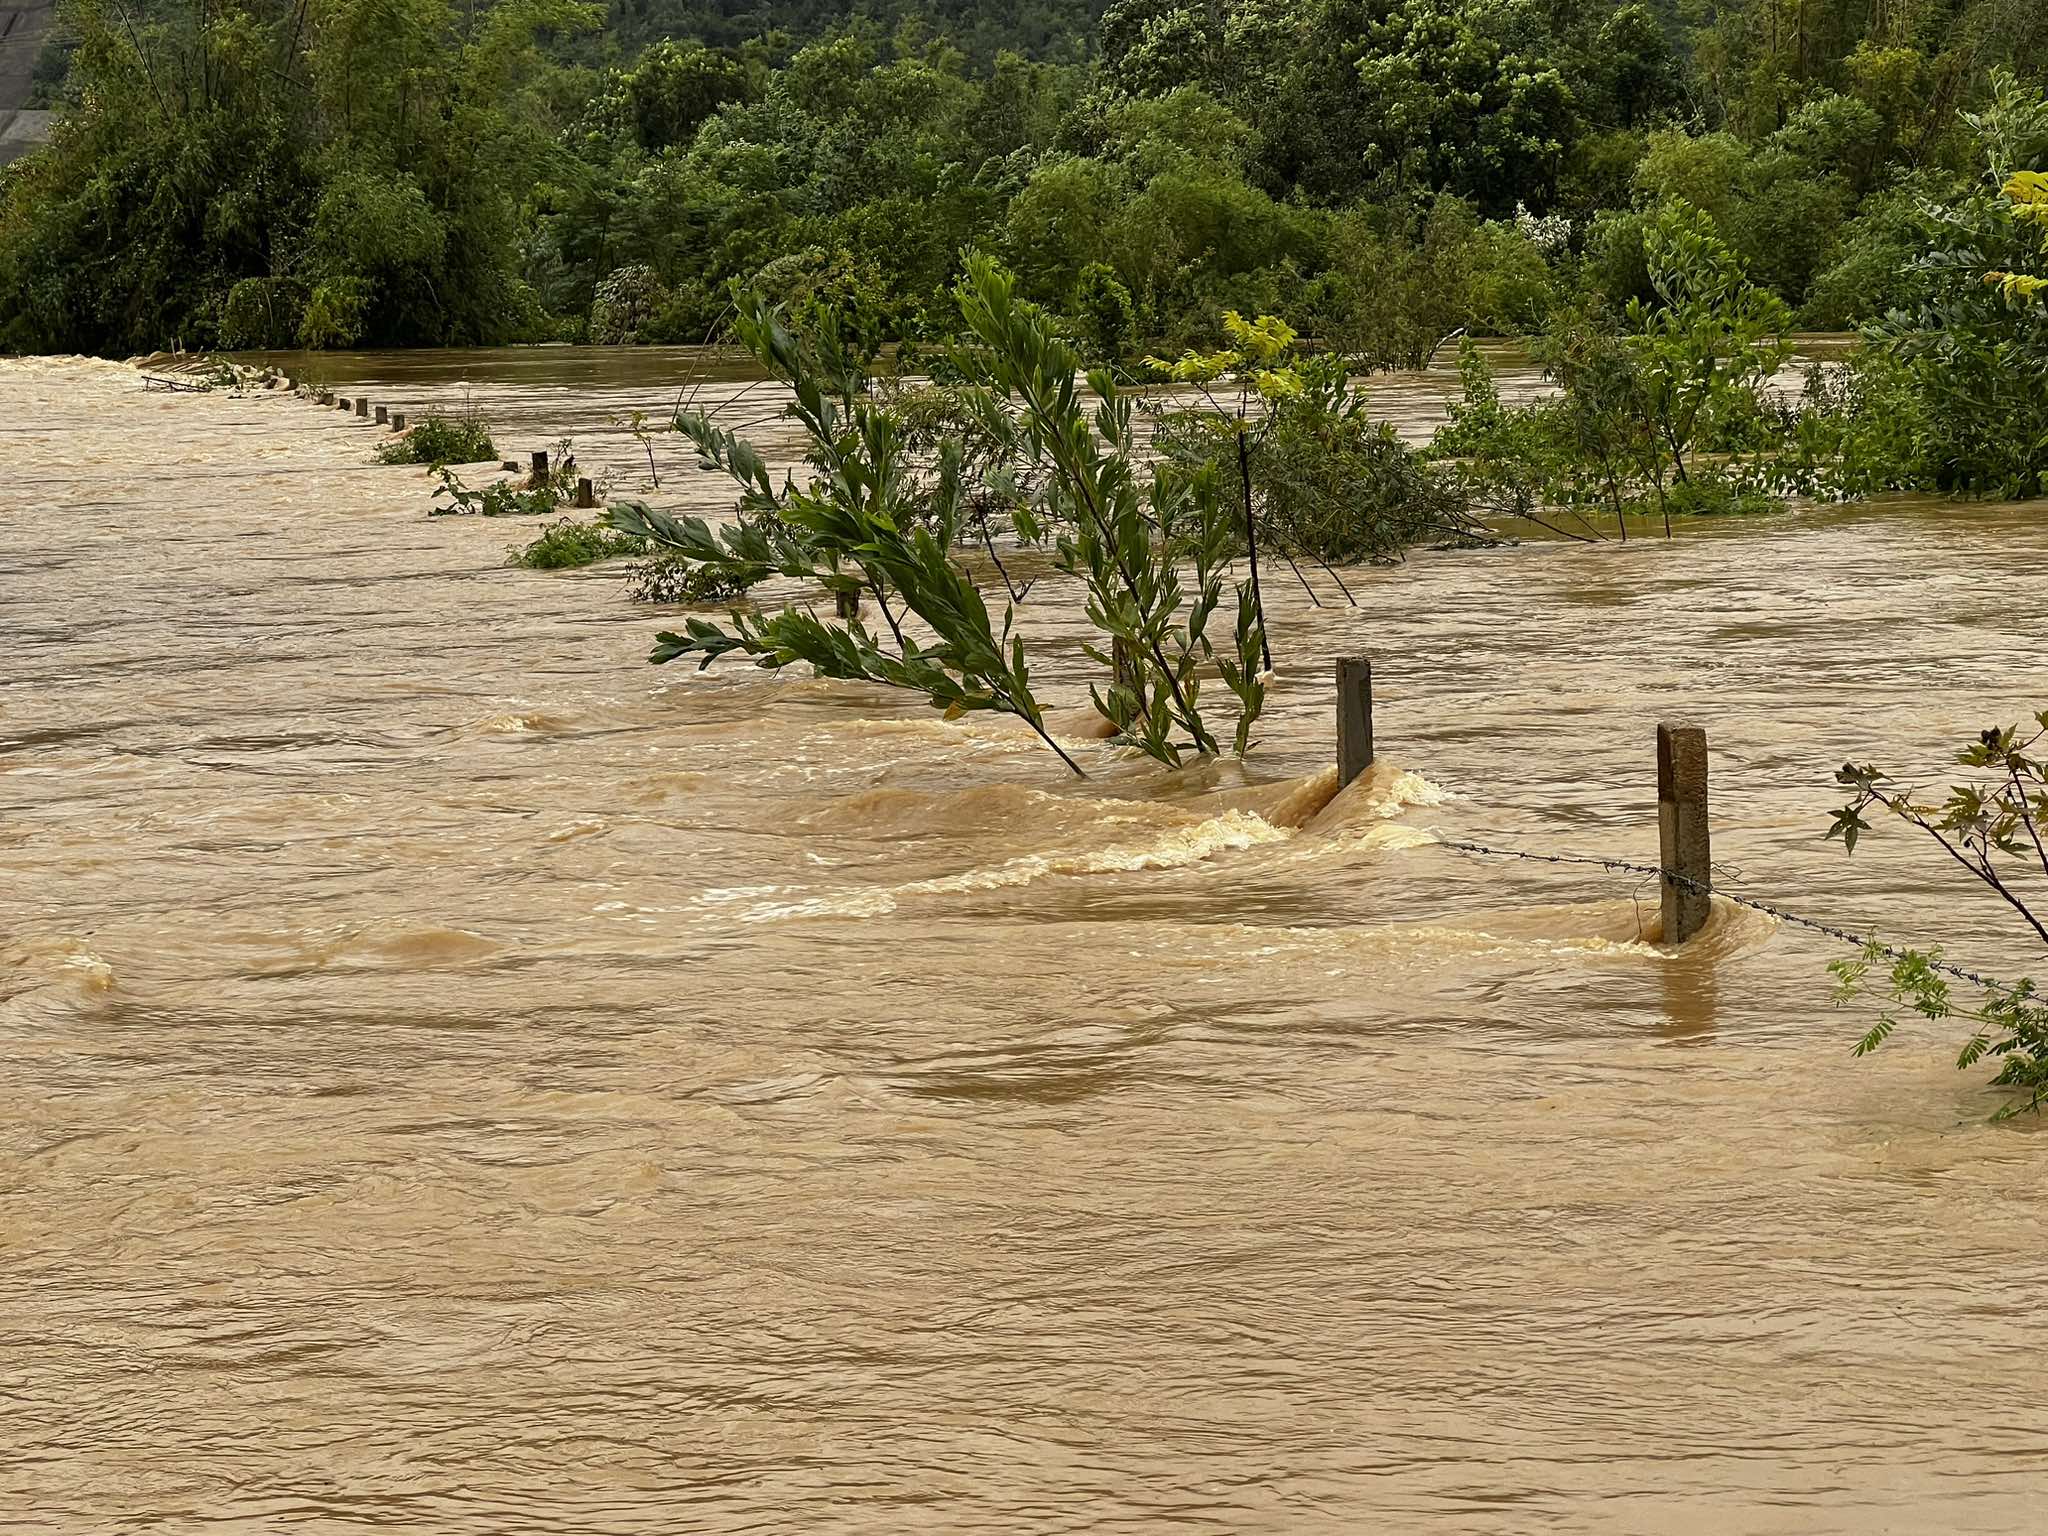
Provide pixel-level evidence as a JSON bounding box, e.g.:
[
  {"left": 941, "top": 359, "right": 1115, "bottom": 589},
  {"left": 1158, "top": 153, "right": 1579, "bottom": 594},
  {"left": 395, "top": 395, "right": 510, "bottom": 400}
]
[{"left": 1, "top": 0, "right": 2044, "bottom": 356}]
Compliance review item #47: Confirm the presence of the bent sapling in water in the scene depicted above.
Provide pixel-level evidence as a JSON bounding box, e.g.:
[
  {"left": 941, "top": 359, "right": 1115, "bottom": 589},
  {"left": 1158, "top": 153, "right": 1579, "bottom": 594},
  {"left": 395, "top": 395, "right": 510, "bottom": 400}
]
[
  {"left": 607, "top": 293, "right": 1084, "bottom": 775},
  {"left": 952, "top": 256, "right": 1266, "bottom": 764},
  {"left": 611, "top": 263, "right": 1265, "bottom": 774}
]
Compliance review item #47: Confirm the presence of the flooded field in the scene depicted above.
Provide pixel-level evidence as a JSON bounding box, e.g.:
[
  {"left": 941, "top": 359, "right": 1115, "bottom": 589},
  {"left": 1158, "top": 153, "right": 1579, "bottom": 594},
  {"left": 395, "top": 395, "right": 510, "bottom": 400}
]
[{"left": 4, "top": 351, "right": 2046, "bottom": 1532}]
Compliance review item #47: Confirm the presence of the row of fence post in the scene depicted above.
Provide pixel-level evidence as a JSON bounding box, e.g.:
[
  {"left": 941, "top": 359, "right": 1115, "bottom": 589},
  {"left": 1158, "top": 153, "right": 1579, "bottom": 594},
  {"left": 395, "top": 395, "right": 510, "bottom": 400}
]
[
  {"left": 288, "top": 377, "right": 406, "bottom": 434},
  {"left": 283, "top": 380, "right": 585, "bottom": 506},
  {"left": 1334, "top": 655, "right": 1712, "bottom": 946}
]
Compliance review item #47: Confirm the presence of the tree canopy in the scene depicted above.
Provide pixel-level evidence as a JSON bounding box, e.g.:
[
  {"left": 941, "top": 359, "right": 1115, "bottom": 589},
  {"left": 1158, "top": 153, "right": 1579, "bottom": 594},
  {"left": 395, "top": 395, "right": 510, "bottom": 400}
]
[{"left": 3, "top": 0, "right": 2045, "bottom": 355}]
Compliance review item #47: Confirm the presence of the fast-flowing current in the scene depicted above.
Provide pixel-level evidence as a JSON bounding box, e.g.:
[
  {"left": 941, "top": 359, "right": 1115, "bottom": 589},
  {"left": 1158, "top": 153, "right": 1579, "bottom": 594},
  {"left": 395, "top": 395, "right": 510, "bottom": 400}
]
[{"left": 4, "top": 349, "right": 2045, "bottom": 1532}]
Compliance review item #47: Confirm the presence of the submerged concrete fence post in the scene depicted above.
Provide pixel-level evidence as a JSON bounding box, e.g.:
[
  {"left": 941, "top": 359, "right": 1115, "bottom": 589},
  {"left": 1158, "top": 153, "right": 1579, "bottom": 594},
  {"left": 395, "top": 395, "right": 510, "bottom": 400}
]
[
  {"left": 835, "top": 587, "right": 861, "bottom": 621},
  {"left": 390, "top": 412, "right": 407, "bottom": 433},
  {"left": 575, "top": 477, "right": 595, "bottom": 509},
  {"left": 354, "top": 398, "right": 369, "bottom": 419},
  {"left": 1337, "top": 655, "right": 1374, "bottom": 789},
  {"left": 530, "top": 450, "right": 549, "bottom": 487},
  {"left": 374, "top": 405, "right": 388, "bottom": 425},
  {"left": 1658, "top": 723, "right": 1712, "bottom": 944},
  {"left": 318, "top": 390, "right": 333, "bottom": 406}
]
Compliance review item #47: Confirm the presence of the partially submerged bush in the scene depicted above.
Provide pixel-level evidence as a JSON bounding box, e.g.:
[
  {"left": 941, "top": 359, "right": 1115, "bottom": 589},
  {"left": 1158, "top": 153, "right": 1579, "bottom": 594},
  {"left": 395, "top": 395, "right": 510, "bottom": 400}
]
[
  {"left": 429, "top": 440, "right": 584, "bottom": 518},
  {"left": 1425, "top": 204, "right": 1801, "bottom": 541},
  {"left": 1856, "top": 74, "right": 2048, "bottom": 498},
  {"left": 514, "top": 518, "right": 647, "bottom": 569},
  {"left": 378, "top": 410, "right": 497, "bottom": 466},
  {"left": 1156, "top": 351, "right": 1490, "bottom": 566},
  {"left": 431, "top": 465, "right": 559, "bottom": 517},
  {"left": 627, "top": 553, "right": 767, "bottom": 604}
]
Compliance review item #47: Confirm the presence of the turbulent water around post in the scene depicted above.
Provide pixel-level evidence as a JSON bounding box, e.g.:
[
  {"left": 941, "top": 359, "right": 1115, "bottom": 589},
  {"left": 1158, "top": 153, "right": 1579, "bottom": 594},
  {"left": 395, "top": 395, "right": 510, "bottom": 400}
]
[{"left": 4, "top": 349, "right": 2045, "bottom": 1532}]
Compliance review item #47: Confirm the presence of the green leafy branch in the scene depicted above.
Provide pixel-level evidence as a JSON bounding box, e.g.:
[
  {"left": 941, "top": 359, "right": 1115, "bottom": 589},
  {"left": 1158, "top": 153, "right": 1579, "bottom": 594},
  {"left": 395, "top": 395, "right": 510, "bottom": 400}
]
[
  {"left": 606, "top": 289, "right": 1082, "bottom": 775},
  {"left": 1829, "top": 715, "right": 2048, "bottom": 947},
  {"left": 1828, "top": 712, "right": 2048, "bottom": 1116},
  {"left": 953, "top": 257, "right": 1265, "bottom": 766}
]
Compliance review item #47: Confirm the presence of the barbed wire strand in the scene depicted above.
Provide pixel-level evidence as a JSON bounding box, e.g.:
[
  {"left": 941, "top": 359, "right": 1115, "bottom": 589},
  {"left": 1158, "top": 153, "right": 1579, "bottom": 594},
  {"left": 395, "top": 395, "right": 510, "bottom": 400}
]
[{"left": 1433, "top": 837, "right": 2012, "bottom": 992}]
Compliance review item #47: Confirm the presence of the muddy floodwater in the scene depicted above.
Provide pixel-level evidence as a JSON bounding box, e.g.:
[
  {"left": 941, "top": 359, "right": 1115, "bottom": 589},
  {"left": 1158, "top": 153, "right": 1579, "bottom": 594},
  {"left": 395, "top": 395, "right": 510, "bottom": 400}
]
[{"left": 5, "top": 351, "right": 2046, "bottom": 1532}]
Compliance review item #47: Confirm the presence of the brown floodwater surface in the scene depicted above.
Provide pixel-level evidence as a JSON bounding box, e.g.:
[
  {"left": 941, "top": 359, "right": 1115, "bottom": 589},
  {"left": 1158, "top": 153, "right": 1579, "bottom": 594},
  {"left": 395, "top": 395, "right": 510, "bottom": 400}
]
[{"left": 4, "top": 355, "right": 2046, "bottom": 1533}]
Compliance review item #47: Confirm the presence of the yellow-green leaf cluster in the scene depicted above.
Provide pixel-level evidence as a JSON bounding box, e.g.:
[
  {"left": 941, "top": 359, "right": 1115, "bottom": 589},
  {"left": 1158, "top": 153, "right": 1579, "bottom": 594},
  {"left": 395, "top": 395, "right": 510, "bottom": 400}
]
[
  {"left": 1989, "top": 172, "right": 2048, "bottom": 306},
  {"left": 1143, "top": 312, "right": 1303, "bottom": 392},
  {"left": 1220, "top": 310, "right": 1296, "bottom": 363},
  {"left": 2004, "top": 171, "right": 2048, "bottom": 229},
  {"left": 1142, "top": 348, "right": 1239, "bottom": 384},
  {"left": 1984, "top": 270, "right": 2048, "bottom": 303}
]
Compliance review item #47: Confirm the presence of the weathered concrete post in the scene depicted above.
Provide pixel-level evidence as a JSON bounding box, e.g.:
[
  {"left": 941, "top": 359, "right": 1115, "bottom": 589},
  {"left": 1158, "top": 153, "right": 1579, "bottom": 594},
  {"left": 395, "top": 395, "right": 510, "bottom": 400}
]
[
  {"left": 530, "top": 450, "right": 549, "bottom": 487},
  {"left": 575, "top": 477, "right": 596, "bottom": 509},
  {"left": 374, "top": 405, "right": 388, "bottom": 425},
  {"left": 318, "top": 391, "right": 333, "bottom": 406},
  {"left": 1657, "top": 723, "right": 1712, "bottom": 944},
  {"left": 390, "top": 412, "right": 407, "bottom": 433},
  {"left": 354, "top": 398, "right": 369, "bottom": 418},
  {"left": 338, "top": 397, "right": 354, "bottom": 413},
  {"left": 835, "top": 587, "right": 862, "bottom": 621},
  {"left": 1336, "top": 655, "right": 1374, "bottom": 788}
]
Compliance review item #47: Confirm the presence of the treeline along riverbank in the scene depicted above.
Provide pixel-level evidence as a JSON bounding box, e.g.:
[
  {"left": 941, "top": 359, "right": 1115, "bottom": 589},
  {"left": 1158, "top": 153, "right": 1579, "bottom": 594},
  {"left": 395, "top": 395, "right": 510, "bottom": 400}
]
[{"left": 1, "top": 0, "right": 2044, "bottom": 360}]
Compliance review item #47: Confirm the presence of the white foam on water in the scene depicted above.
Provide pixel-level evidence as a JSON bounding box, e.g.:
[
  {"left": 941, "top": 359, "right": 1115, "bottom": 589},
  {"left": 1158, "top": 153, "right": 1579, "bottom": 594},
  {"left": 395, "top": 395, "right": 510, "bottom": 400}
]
[{"left": 728, "top": 808, "right": 1290, "bottom": 922}]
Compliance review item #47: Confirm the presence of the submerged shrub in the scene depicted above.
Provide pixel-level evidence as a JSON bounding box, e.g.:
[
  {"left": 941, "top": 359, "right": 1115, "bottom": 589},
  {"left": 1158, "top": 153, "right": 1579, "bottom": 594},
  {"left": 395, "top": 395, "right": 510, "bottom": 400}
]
[
  {"left": 611, "top": 257, "right": 1268, "bottom": 772},
  {"left": 1857, "top": 74, "right": 2048, "bottom": 497},
  {"left": 1152, "top": 334, "right": 1492, "bottom": 567},
  {"left": 378, "top": 410, "right": 497, "bottom": 466},
  {"left": 514, "top": 519, "right": 648, "bottom": 569},
  {"left": 1656, "top": 470, "right": 1784, "bottom": 518},
  {"left": 431, "top": 465, "right": 561, "bottom": 517},
  {"left": 1159, "top": 386, "right": 1483, "bottom": 565},
  {"left": 1069, "top": 262, "right": 1137, "bottom": 366},
  {"left": 626, "top": 553, "right": 768, "bottom": 604}
]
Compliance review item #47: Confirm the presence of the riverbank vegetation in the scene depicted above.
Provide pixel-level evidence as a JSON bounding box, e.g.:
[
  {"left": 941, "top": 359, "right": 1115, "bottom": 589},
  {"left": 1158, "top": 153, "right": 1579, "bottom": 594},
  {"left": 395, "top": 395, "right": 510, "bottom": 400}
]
[
  {"left": 1423, "top": 77, "right": 2048, "bottom": 527},
  {"left": 4, "top": 0, "right": 2044, "bottom": 362}
]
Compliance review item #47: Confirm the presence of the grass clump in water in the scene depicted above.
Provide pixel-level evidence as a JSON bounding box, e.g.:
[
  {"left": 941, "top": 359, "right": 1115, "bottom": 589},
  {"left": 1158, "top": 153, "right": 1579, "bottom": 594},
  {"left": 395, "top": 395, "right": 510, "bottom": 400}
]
[
  {"left": 378, "top": 410, "right": 496, "bottom": 466},
  {"left": 513, "top": 518, "right": 647, "bottom": 569}
]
